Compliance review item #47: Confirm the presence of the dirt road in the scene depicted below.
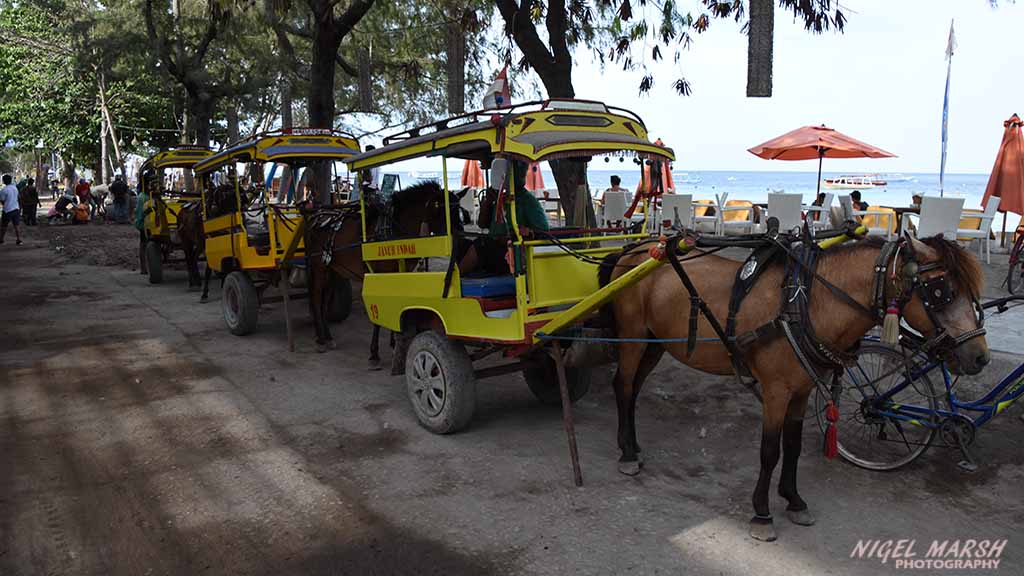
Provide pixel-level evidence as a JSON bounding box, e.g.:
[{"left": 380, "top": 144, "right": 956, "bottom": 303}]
[{"left": 2, "top": 225, "right": 1022, "bottom": 576}]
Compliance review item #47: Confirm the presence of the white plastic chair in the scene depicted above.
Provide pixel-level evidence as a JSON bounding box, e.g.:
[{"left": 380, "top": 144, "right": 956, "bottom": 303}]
[
  {"left": 764, "top": 193, "right": 804, "bottom": 234},
  {"left": 692, "top": 199, "right": 717, "bottom": 233},
  {"left": 660, "top": 194, "right": 693, "bottom": 231},
  {"left": 840, "top": 195, "right": 895, "bottom": 239},
  {"left": 904, "top": 196, "right": 965, "bottom": 240},
  {"left": 804, "top": 192, "right": 834, "bottom": 234},
  {"left": 460, "top": 187, "right": 477, "bottom": 224},
  {"left": 957, "top": 196, "right": 1000, "bottom": 263},
  {"left": 602, "top": 191, "right": 629, "bottom": 227},
  {"left": 715, "top": 192, "right": 755, "bottom": 235}
]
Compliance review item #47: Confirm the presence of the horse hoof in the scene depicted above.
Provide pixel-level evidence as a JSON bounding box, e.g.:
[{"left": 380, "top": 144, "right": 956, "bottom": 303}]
[
  {"left": 749, "top": 518, "right": 777, "bottom": 542},
  {"left": 786, "top": 508, "right": 816, "bottom": 526},
  {"left": 328, "top": 339, "right": 338, "bottom": 350},
  {"left": 200, "top": 296, "right": 209, "bottom": 304},
  {"left": 368, "top": 357, "right": 383, "bottom": 371},
  {"left": 316, "top": 343, "right": 329, "bottom": 354},
  {"left": 618, "top": 460, "right": 642, "bottom": 476}
]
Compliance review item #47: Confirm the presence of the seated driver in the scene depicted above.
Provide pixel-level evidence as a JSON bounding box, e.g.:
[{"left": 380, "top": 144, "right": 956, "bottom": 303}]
[{"left": 459, "top": 159, "right": 549, "bottom": 275}]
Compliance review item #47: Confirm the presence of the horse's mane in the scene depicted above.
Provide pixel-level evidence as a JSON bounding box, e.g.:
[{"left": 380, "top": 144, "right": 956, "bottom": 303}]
[
  {"left": 830, "top": 234, "right": 983, "bottom": 298},
  {"left": 392, "top": 180, "right": 444, "bottom": 209}
]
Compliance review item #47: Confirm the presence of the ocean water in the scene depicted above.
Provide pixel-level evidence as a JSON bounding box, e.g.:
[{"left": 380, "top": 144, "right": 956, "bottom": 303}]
[{"left": 393, "top": 168, "right": 1016, "bottom": 232}]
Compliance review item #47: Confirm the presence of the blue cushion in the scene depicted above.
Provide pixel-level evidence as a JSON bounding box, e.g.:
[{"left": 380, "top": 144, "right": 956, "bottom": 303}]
[{"left": 461, "top": 275, "right": 516, "bottom": 298}]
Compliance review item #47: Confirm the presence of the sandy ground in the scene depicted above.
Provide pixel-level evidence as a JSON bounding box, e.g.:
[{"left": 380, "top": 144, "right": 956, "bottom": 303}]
[{"left": 1, "top": 223, "right": 1023, "bottom": 576}]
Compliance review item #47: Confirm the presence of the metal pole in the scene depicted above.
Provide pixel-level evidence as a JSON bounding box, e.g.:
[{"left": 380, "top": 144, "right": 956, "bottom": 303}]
[
  {"left": 552, "top": 342, "right": 583, "bottom": 487},
  {"left": 816, "top": 149, "right": 823, "bottom": 196}
]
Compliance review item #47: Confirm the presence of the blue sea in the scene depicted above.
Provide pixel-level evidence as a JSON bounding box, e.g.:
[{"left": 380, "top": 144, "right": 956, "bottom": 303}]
[{"left": 392, "top": 168, "right": 1014, "bottom": 232}]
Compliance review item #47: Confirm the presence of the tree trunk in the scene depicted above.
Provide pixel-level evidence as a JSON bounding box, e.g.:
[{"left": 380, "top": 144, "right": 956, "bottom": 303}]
[
  {"left": 100, "top": 118, "right": 109, "bottom": 184},
  {"left": 97, "top": 72, "right": 128, "bottom": 178},
  {"left": 278, "top": 79, "right": 293, "bottom": 203},
  {"left": 226, "top": 103, "right": 240, "bottom": 143},
  {"left": 747, "top": 0, "right": 774, "bottom": 97},
  {"left": 446, "top": 18, "right": 466, "bottom": 114},
  {"left": 536, "top": 74, "right": 595, "bottom": 227},
  {"left": 308, "top": 7, "right": 338, "bottom": 205},
  {"left": 190, "top": 89, "right": 214, "bottom": 147},
  {"left": 62, "top": 155, "right": 75, "bottom": 192}
]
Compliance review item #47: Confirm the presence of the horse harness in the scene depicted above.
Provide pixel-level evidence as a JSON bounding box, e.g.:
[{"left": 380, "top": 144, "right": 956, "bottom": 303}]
[{"left": 663, "top": 229, "right": 986, "bottom": 401}]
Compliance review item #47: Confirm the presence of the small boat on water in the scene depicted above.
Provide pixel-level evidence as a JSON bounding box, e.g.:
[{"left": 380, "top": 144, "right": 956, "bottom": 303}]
[
  {"left": 881, "top": 173, "right": 916, "bottom": 183},
  {"left": 822, "top": 174, "right": 888, "bottom": 189}
]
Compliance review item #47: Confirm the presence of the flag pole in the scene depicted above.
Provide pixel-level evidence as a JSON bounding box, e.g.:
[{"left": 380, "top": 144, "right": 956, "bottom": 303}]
[{"left": 940, "top": 19, "right": 956, "bottom": 197}]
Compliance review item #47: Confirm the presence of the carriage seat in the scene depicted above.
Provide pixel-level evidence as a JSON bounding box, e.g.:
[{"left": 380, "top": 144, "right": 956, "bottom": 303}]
[{"left": 461, "top": 275, "right": 516, "bottom": 298}]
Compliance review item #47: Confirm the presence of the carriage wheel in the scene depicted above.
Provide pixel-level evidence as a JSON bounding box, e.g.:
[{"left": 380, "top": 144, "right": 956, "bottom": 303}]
[
  {"left": 327, "top": 277, "right": 353, "bottom": 323},
  {"left": 813, "top": 342, "right": 938, "bottom": 471},
  {"left": 222, "top": 271, "right": 259, "bottom": 336},
  {"left": 145, "top": 241, "right": 163, "bottom": 284},
  {"left": 405, "top": 330, "right": 476, "bottom": 434},
  {"left": 523, "top": 350, "right": 592, "bottom": 406}
]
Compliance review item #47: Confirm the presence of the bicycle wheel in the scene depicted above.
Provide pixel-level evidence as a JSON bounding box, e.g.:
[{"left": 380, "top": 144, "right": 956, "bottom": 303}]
[
  {"left": 1008, "top": 251, "right": 1024, "bottom": 295},
  {"left": 814, "top": 342, "right": 939, "bottom": 471}
]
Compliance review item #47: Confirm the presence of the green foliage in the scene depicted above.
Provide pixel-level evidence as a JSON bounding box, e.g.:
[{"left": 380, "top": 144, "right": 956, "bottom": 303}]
[
  {"left": 594, "top": 0, "right": 846, "bottom": 95},
  {"left": 0, "top": 1, "right": 98, "bottom": 161}
]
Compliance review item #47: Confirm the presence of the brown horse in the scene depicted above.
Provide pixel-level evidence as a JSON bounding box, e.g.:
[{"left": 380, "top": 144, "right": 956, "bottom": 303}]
[
  {"left": 177, "top": 201, "right": 207, "bottom": 295},
  {"left": 598, "top": 234, "right": 989, "bottom": 541},
  {"left": 178, "top": 184, "right": 246, "bottom": 302},
  {"left": 304, "top": 181, "right": 470, "bottom": 365}
]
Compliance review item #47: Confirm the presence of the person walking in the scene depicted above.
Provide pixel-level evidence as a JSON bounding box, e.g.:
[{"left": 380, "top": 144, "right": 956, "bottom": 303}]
[
  {"left": 0, "top": 174, "right": 23, "bottom": 244},
  {"left": 110, "top": 175, "right": 129, "bottom": 223},
  {"left": 134, "top": 171, "right": 153, "bottom": 274},
  {"left": 19, "top": 178, "right": 40, "bottom": 225}
]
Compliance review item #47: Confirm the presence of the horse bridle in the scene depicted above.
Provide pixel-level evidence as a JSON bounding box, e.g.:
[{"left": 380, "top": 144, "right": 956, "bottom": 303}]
[{"left": 875, "top": 236, "right": 986, "bottom": 360}]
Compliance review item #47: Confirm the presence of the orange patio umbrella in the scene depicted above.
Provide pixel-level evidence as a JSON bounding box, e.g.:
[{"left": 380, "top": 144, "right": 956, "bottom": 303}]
[
  {"left": 636, "top": 138, "right": 675, "bottom": 195},
  {"left": 980, "top": 114, "right": 1024, "bottom": 245},
  {"left": 748, "top": 125, "right": 895, "bottom": 194},
  {"left": 460, "top": 159, "right": 485, "bottom": 189},
  {"left": 525, "top": 162, "right": 546, "bottom": 191}
]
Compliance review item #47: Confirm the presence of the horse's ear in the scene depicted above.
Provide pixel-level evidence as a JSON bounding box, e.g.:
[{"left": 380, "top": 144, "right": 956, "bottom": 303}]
[{"left": 906, "top": 234, "right": 936, "bottom": 261}]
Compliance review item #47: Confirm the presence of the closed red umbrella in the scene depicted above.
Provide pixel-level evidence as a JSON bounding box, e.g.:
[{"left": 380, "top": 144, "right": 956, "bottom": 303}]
[
  {"left": 460, "top": 159, "right": 485, "bottom": 188},
  {"left": 525, "top": 162, "right": 545, "bottom": 191},
  {"left": 981, "top": 115, "right": 1024, "bottom": 245},
  {"left": 748, "top": 125, "right": 895, "bottom": 194},
  {"left": 636, "top": 138, "right": 675, "bottom": 195}
]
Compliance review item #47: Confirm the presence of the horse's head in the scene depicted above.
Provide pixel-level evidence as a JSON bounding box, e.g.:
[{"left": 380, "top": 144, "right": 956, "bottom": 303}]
[
  {"left": 391, "top": 180, "right": 464, "bottom": 237},
  {"left": 898, "top": 235, "right": 989, "bottom": 375}
]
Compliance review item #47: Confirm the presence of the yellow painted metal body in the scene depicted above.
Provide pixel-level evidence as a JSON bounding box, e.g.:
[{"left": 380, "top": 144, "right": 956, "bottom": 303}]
[
  {"left": 345, "top": 100, "right": 675, "bottom": 348},
  {"left": 192, "top": 129, "right": 360, "bottom": 273},
  {"left": 141, "top": 147, "right": 213, "bottom": 242}
]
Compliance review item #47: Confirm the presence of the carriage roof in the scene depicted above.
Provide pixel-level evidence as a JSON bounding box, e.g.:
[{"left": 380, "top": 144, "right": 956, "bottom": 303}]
[
  {"left": 345, "top": 99, "right": 675, "bottom": 171},
  {"left": 193, "top": 129, "right": 361, "bottom": 175},
  {"left": 142, "top": 146, "right": 214, "bottom": 170}
]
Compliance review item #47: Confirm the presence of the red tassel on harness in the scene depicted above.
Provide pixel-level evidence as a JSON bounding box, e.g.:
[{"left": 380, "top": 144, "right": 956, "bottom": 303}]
[
  {"left": 648, "top": 235, "right": 668, "bottom": 260},
  {"left": 824, "top": 401, "right": 839, "bottom": 460}
]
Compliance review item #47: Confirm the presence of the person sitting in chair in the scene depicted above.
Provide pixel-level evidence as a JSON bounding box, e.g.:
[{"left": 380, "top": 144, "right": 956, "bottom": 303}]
[
  {"left": 459, "top": 159, "right": 549, "bottom": 275},
  {"left": 851, "top": 189, "right": 869, "bottom": 211}
]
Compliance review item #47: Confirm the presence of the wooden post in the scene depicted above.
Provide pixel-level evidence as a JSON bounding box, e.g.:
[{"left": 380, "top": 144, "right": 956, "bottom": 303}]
[{"left": 552, "top": 342, "right": 583, "bottom": 487}]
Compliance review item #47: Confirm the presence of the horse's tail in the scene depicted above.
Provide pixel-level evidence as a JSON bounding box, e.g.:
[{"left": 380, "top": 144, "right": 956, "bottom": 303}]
[{"left": 597, "top": 250, "right": 625, "bottom": 336}]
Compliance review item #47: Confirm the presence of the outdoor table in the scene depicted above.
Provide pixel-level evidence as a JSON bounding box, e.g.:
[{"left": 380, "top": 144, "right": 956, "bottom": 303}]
[{"left": 883, "top": 205, "right": 919, "bottom": 232}]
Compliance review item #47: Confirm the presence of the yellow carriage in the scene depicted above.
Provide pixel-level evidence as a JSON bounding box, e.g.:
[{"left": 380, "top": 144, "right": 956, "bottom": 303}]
[
  {"left": 140, "top": 146, "right": 213, "bottom": 284},
  {"left": 192, "top": 128, "right": 360, "bottom": 336},
  {"left": 345, "top": 99, "right": 674, "bottom": 438}
]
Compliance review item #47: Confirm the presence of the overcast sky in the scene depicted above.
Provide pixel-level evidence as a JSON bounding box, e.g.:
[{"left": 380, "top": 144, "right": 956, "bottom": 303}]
[{"left": 568, "top": 0, "right": 1023, "bottom": 174}]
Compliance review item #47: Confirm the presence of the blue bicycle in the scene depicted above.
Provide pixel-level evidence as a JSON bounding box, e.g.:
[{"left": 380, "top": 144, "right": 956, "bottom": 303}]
[{"left": 814, "top": 295, "right": 1024, "bottom": 471}]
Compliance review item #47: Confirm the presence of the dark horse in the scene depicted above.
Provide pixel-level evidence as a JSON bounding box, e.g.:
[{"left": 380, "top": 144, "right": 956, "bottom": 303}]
[
  {"left": 178, "top": 183, "right": 248, "bottom": 302},
  {"left": 304, "top": 180, "right": 469, "bottom": 366},
  {"left": 598, "top": 234, "right": 989, "bottom": 541}
]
